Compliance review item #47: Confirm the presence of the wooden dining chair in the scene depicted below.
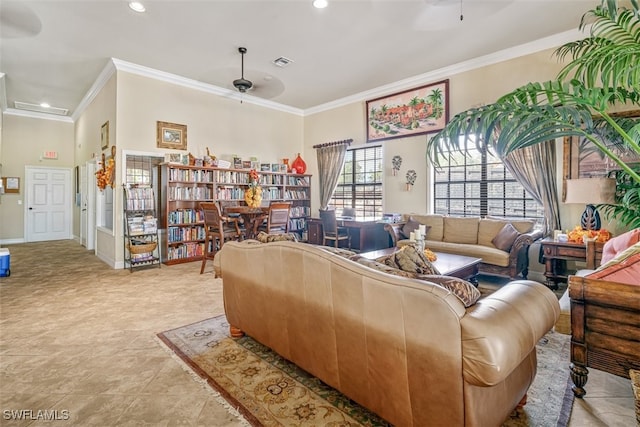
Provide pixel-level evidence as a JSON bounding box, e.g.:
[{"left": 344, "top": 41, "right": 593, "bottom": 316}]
[
  {"left": 259, "top": 201, "right": 292, "bottom": 234},
  {"left": 199, "top": 202, "right": 242, "bottom": 274},
  {"left": 319, "top": 208, "right": 351, "bottom": 249}
]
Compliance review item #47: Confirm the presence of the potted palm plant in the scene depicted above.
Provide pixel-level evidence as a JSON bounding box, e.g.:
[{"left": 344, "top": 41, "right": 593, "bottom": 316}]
[{"left": 427, "top": 0, "right": 640, "bottom": 226}]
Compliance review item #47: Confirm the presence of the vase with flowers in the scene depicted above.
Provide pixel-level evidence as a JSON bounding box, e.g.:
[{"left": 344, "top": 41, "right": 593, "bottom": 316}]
[{"left": 244, "top": 169, "right": 263, "bottom": 208}]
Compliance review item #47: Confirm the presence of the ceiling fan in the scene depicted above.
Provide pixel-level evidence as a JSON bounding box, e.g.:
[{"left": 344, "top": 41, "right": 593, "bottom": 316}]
[{"left": 233, "top": 47, "right": 253, "bottom": 93}]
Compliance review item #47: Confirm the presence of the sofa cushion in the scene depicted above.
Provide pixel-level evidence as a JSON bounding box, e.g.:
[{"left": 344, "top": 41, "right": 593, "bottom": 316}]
[
  {"left": 376, "top": 244, "right": 440, "bottom": 275},
  {"left": 491, "top": 223, "right": 520, "bottom": 252},
  {"left": 257, "top": 231, "right": 298, "bottom": 243},
  {"left": 588, "top": 242, "right": 640, "bottom": 285},
  {"left": 417, "top": 275, "right": 481, "bottom": 307},
  {"left": 443, "top": 217, "right": 479, "bottom": 244},
  {"left": 487, "top": 216, "right": 535, "bottom": 234},
  {"left": 404, "top": 214, "right": 444, "bottom": 241},
  {"left": 425, "top": 240, "right": 510, "bottom": 267},
  {"left": 317, "top": 246, "right": 358, "bottom": 259},
  {"left": 600, "top": 228, "right": 640, "bottom": 264}
]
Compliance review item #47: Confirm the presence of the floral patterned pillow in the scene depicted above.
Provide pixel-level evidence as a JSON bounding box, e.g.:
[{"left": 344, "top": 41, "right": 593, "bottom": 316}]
[{"left": 417, "top": 275, "right": 481, "bottom": 307}]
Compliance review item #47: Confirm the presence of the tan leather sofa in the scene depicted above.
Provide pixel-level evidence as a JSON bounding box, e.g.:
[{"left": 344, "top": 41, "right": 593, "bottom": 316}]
[
  {"left": 218, "top": 240, "right": 560, "bottom": 426},
  {"left": 384, "top": 214, "right": 543, "bottom": 279}
]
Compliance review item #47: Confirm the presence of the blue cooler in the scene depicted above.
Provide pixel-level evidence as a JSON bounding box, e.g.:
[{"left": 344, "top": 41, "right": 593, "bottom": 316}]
[{"left": 0, "top": 248, "right": 9, "bottom": 277}]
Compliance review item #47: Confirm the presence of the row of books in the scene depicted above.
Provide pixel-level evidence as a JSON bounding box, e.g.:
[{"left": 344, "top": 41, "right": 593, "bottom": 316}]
[
  {"left": 168, "top": 187, "right": 213, "bottom": 201},
  {"left": 286, "top": 176, "right": 310, "bottom": 186},
  {"left": 214, "top": 171, "right": 284, "bottom": 186},
  {"left": 167, "top": 226, "right": 206, "bottom": 243},
  {"left": 168, "top": 168, "right": 213, "bottom": 182},
  {"left": 168, "top": 209, "right": 204, "bottom": 225},
  {"left": 125, "top": 187, "right": 155, "bottom": 210},
  {"left": 285, "top": 190, "right": 310, "bottom": 200},
  {"left": 290, "top": 206, "right": 310, "bottom": 217},
  {"left": 288, "top": 218, "right": 307, "bottom": 231},
  {"left": 167, "top": 242, "right": 204, "bottom": 260}
]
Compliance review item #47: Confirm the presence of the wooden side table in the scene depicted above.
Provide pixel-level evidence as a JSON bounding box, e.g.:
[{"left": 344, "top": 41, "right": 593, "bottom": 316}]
[{"left": 540, "top": 238, "right": 588, "bottom": 289}]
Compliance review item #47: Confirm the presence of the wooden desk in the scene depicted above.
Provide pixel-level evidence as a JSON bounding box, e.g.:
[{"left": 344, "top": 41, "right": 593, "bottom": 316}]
[
  {"left": 308, "top": 218, "right": 391, "bottom": 252},
  {"left": 224, "top": 206, "right": 268, "bottom": 240}
]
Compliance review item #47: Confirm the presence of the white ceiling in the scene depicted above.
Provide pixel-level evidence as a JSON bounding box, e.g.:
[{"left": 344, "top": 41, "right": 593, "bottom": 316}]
[{"left": 0, "top": 0, "right": 597, "bottom": 119}]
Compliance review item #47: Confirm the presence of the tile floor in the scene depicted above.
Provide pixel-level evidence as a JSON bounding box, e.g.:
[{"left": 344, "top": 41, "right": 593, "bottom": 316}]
[{"left": 0, "top": 241, "right": 636, "bottom": 426}]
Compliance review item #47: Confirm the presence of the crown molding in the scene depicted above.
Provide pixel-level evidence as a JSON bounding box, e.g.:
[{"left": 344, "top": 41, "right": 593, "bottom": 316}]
[
  {"left": 303, "top": 28, "right": 583, "bottom": 116},
  {"left": 71, "top": 60, "right": 117, "bottom": 122},
  {"left": 111, "top": 58, "right": 305, "bottom": 116}
]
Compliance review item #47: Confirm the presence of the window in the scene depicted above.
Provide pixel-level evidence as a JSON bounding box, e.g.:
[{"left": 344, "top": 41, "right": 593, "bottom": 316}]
[
  {"left": 433, "top": 136, "right": 544, "bottom": 221},
  {"left": 330, "top": 145, "right": 383, "bottom": 220}
]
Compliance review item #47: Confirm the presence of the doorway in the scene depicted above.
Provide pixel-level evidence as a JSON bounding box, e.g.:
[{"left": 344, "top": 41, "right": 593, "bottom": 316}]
[
  {"left": 24, "top": 166, "right": 73, "bottom": 242},
  {"left": 79, "top": 161, "right": 96, "bottom": 250}
]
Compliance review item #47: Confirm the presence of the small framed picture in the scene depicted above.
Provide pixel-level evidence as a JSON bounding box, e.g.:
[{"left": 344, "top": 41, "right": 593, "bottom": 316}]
[
  {"left": 164, "top": 153, "right": 182, "bottom": 163},
  {"left": 271, "top": 164, "right": 280, "bottom": 172},
  {"left": 157, "top": 121, "right": 187, "bottom": 150},
  {"left": 100, "top": 121, "right": 109, "bottom": 150},
  {"left": 260, "top": 163, "right": 271, "bottom": 172},
  {"left": 279, "top": 164, "right": 288, "bottom": 173},
  {"left": 242, "top": 160, "right": 252, "bottom": 169},
  {"left": 251, "top": 161, "right": 260, "bottom": 170}
]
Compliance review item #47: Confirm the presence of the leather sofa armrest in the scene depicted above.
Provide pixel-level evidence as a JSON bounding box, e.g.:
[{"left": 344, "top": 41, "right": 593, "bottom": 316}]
[
  {"left": 383, "top": 222, "right": 405, "bottom": 247},
  {"left": 461, "top": 280, "right": 560, "bottom": 386}
]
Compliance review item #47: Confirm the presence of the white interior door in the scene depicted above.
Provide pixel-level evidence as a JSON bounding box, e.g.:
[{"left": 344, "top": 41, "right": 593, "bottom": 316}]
[
  {"left": 85, "top": 161, "right": 96, "bottom": 250},
  {"left": 80, "top": 165, "right": 87, "bottom": 247},
  {"left": 25, "top": 166, "right": 72, "bottom": 242}
]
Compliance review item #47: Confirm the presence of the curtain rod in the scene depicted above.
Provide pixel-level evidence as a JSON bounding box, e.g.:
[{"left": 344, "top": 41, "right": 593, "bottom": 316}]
[{"left": 312, "top": 139, "right": 353, "bottom": 149}]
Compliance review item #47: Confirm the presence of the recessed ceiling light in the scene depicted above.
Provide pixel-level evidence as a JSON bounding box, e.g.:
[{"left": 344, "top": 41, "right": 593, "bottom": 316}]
[
  {"left": 40, "top": 102, "right": 50, "bottom": 108},
  {"left": 128, "top": 2, "right": 146, "bottom": 13},
  {"left": 312, "top": 0, "right": 328, "bottom": 9}
]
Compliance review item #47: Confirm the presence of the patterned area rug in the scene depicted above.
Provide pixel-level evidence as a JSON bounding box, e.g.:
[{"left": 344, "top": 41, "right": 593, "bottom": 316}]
[{"left": 158, "top": 314, "right": 574, "bottom": 426}]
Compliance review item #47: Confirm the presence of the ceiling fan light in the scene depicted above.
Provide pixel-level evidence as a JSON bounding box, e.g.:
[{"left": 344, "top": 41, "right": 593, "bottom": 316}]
[
  {"left": 233, "top": 78, "right": 253, "bottom": 93},
  {"left": 312, "top": 0, "right": 328, "bottom": 9}
]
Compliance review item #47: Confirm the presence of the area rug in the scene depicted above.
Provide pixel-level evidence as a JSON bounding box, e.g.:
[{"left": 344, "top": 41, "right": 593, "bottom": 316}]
[{"left": 157, "top": 315, "right": 573, "bottom": 426}]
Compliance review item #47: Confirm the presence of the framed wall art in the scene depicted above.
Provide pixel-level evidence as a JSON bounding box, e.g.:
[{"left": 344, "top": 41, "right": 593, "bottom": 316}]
[
  {"left": 100, "top": 121, "right": 109, "bottom": 150},
  {"left": 562, "top": 109, "right": 640, "bottom": 201},
  {"left": 157, "top": 121, "right": 187, "bottom": 150},
  {"left": 366, "top": 79, "right": 449, "bottom": 143}
]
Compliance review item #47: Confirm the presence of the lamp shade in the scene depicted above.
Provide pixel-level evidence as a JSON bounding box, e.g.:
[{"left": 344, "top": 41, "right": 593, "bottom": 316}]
[{"left": 565, "top": 178, "right": 616, "bottom": 204}]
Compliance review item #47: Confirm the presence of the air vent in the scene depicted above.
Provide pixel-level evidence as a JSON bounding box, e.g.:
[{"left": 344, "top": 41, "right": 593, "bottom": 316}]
[
  {"left": 14, "top": 101, "right": 69, "bottom": 116},
  {"left": 272, "top": 56, "right": 294, "bottom": 67}
]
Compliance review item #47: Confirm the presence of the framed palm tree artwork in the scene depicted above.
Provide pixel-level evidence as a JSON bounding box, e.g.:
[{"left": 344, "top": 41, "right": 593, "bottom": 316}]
[{"left": 366, "top": 79, "right": 449, "bottom": 143}]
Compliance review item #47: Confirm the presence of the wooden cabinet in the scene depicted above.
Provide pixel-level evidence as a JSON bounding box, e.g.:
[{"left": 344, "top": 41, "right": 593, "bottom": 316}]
[
  {"left": 159, "top": 163, "right": 311, "bottom": 264},
  {"left": 540, "top": 238, "right": 604, "bottom": 288},
  {"left": 123, "top": 185, "right": 161, "bottom": 271}
]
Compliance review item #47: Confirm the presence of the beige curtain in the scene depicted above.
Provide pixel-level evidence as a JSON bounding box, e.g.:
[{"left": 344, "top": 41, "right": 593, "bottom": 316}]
[
  {"left": 314, "top": 139, "right": 352, "bottom": 210},
  {"left": 502, "top": 140, "right": 561, "bottom": 235}
]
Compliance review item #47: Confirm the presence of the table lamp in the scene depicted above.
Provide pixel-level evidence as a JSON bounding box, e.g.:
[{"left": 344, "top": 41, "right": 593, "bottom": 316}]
[{"left": 565, "top": 177, "right": 616, "bottom": 230}]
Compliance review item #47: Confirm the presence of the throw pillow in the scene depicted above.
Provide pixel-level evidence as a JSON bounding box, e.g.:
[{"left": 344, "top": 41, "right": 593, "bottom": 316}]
[
  {"left": 256, "top": 232, "right": 298, "bottom": 243},
  {"left": 349, "top": 256, "right": 418, "bottom": 279},
  {"left": 401, "top": 217, "right": 423, "bottom": 239},
  {"left": 375, "top": 245, "right": 440, "bottom": 275},
  {"left": 491, "top": 223, "right": 520, "bottom": 252},
  {"left": 600, "top": 228, "right": 640, "bottom": 264},
  {"left": 318, "top": 246, "right": 357, "bottom": 259},
  {"left": 417, "top": 275, "right": 481, "bottom": 307}
]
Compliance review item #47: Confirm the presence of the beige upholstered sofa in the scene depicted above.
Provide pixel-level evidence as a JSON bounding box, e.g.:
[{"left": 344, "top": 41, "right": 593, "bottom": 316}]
[
  {"left": 384, "top": 214, "right": 542, "bottom": 279},
  {"left": 218, "top": 240, "right": 560, "bottom": 426}
]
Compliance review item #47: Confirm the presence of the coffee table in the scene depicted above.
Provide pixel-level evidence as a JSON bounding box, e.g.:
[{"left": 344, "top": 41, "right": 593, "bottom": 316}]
[{"left": 359, "top": 248, "right": 481, "bottom": 285}]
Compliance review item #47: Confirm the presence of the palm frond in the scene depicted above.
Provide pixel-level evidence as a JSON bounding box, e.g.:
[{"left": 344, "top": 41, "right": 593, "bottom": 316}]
[{"left": 558, "top": 8, "right": 640, "bottom": 89}]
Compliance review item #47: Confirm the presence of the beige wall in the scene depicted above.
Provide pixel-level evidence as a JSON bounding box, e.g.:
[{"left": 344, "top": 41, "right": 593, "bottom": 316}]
[
  {"left": 2, "top": 46, "right": 628, "bottom": 264},
  {"left": 0, "top": 114, "right": 74, "bottom": 242},
  {"left": 305, "top": 48, "right": 575, "bottom": 221}
]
